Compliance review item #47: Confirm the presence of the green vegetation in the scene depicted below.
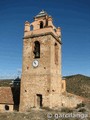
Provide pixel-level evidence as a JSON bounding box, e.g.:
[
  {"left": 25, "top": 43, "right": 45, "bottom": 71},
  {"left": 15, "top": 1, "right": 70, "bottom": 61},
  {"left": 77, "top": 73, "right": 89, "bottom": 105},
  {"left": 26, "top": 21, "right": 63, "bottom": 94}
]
[
  {"left": 0, "top": 74, "right": 90, "bottom": 99},
  {"left": 78, "top": 108, "right": 86, "bottom": 112},
  {"left": 0, "top": 74, "right": 89, "bottom": 120},
  {"left": 75, "top": 103, "right": 85, "bottom": 109},
  {"left": 64, "top": 74, "right": 90, "bottom": 99}
]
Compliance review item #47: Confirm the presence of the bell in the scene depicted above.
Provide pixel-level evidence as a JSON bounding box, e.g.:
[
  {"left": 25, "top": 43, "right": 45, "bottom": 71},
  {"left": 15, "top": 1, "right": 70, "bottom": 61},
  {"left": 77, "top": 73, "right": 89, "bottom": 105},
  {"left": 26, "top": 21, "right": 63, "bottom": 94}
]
[{"left": 36, "top": 52, "right": 40, "bottom": 58}]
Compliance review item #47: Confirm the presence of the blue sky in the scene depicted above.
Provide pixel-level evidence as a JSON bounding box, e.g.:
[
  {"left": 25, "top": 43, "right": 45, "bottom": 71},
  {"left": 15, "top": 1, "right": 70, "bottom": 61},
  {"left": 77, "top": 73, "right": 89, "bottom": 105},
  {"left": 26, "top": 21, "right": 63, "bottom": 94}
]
[{"left": 0, "top": 0, "right": 90, "bottom": 79}]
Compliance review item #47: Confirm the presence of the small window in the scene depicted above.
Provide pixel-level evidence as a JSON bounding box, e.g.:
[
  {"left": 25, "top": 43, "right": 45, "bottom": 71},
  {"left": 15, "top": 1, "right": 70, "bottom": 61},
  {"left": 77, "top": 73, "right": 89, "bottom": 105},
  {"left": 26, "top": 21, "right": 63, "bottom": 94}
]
[
  {"left": 30, "top": 25, "right": 33, "bottom": 31},
  {"left": 25, "top": 90, "right": 27, "bottom": 92},
  {"left": 40, "top": 21, "right": 44, "bottom": 29},
  {"left": 5, "top": 105, "right": 9, "bottom": 111},
  {"left": 54, "top": 43, "right": 58, "bottom": 65},
  {"left": 33, "top": 41, "right": 40, "bottom": 58},
  {"left": 54, "top": 29, "right": 56, "bottom": 32},
  {"left": 62, "top": 103, "right": 64, "bottom": 106},
  {"left": 62, "top": 83, "right": 63, "bottom": 89}
]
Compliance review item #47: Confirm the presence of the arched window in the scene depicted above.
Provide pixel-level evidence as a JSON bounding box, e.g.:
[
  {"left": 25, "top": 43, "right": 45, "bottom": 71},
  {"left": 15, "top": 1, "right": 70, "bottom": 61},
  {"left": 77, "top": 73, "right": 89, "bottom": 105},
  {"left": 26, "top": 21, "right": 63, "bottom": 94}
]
[
  {"left": 40, "top": 21, "right": 44, "bottom": 29},
  {"left": 54, "top": 43, "right": 58, "bottom": 65},
  {"left": 62, "top": 83, "right": 64, "bottom": 89},
  {"left": 46, "top": 19, "right": 48, "bottom": 27},
  {"left": 54, "top": 29, "right": 56, "bottom": 32},
  {"left": 34, "top": 41, "right": 40, "bottom": 58},
  {"left": 30, "top": 25, "right": 33, "bottom": 31}
]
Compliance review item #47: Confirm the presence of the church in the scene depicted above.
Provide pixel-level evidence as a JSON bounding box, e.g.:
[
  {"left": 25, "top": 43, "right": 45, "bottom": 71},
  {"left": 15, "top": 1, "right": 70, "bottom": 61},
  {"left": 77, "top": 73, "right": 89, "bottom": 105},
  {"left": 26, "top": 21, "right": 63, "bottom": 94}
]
[{"left": 19, "top": 10, "right": 82, "bottom": 112}]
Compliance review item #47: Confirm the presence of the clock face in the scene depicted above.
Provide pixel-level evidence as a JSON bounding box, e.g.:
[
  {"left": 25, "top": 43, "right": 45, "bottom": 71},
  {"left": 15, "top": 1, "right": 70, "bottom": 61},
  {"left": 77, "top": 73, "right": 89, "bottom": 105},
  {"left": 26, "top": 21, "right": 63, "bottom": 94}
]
[{"left": 33, "top": 60, "right": 39, "bottom": 67}]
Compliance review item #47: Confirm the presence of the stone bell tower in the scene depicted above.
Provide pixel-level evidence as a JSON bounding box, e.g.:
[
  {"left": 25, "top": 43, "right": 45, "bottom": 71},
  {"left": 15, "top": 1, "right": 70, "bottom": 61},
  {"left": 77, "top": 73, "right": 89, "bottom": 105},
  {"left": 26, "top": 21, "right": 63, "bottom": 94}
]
[{"left": 20, "top": 10, "right": 62, "bottom": 111}]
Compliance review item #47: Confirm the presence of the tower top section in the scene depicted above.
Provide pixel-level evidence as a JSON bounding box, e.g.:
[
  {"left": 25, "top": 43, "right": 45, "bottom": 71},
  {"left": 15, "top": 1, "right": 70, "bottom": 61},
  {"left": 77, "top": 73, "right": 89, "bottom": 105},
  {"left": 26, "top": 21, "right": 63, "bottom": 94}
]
[
  {"left": 24, "top": 10, "right": 61, "bottom": 43},
  {"left": 35, "top": 10, "right": 49, "bottom": 18}
]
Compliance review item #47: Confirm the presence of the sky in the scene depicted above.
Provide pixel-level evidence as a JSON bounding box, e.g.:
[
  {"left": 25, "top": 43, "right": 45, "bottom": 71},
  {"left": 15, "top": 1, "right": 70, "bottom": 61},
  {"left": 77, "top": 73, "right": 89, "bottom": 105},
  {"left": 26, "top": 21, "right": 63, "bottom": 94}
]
[{"left": 0, "top": 0, "right": 90, "bottom": 79}]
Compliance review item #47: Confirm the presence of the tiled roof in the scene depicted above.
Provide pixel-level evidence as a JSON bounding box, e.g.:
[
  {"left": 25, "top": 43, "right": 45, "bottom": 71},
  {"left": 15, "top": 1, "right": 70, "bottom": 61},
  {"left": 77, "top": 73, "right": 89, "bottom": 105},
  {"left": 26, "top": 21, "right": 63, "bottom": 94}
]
[{"left": 0, "top": 87, "right": 14, "bottom": 104}]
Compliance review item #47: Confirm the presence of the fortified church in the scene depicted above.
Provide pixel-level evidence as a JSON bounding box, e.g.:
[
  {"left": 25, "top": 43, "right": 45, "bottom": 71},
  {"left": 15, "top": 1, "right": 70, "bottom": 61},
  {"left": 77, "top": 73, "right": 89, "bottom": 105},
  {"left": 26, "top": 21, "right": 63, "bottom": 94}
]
[
  {"left": 19, "top": 10, "right": 82, "bottom": 112},
  {"left": 0, "top": 10, "right": 82, "bottom": 112}
]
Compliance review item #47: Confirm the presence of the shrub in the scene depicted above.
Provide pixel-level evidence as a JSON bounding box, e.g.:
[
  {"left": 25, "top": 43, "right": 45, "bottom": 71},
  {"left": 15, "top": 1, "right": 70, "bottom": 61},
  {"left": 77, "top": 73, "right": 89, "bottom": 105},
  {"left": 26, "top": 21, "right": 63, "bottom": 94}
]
[
  {"left": 61, "top": 107, "right": 73, "bottom": 113},
  {"left": 78, "top": 108, "right": 86, "bottom": 112},
  {"left": 75, "top": 103, "right": 85, "bottom": 109}
]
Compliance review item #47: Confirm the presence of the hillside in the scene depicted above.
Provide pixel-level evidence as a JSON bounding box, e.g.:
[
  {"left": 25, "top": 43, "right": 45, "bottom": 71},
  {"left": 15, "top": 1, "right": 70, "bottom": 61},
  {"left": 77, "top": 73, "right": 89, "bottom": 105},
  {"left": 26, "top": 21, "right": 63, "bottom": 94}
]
[
  {"left": 0, "top": 79, "right": 13, "bottom": 87},
  {"left": 65, "top": 74, "right": 90, "bottom": 99},
  {"left": 0, "top": 74, "right": 90, "bottom": 99}
]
